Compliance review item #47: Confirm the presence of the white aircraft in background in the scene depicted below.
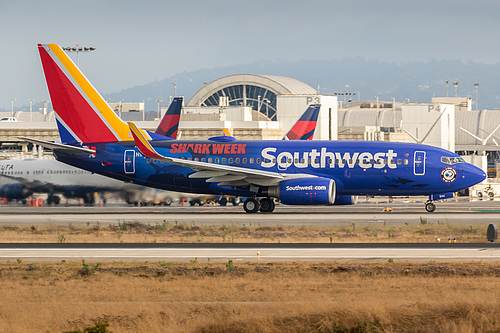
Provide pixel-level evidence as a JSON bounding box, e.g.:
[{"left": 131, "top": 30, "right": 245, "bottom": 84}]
[{"left": 0, "top": 158, "right": 184, "bottom": 205}]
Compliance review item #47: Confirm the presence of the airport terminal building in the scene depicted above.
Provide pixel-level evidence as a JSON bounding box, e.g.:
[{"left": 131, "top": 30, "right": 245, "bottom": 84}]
[{"left": 1, "top": 73, "right": 500, "bottom": 183}]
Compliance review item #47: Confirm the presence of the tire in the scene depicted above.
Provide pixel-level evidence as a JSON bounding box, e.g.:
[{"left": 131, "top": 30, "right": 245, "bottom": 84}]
[
  {"left": 231, "top": 197, "right": 241, "bottom": 206},
  {"left": 259, "top": 198, "right": 275, "bottom": 213},
  {"left": 243, "top": 198, "right": 260, "bottom": 213},
  {"left": 219, "top": 197, "right": 228, "bottom": 206},
  {"left": 425, "top": 202, "right": 436, "bottom": 213},
  {"left": 488, "top": 192, "right": 494, "bottom": 198},
  {"left": 478, "top": 192, "right": 483, "bottom": 198}
]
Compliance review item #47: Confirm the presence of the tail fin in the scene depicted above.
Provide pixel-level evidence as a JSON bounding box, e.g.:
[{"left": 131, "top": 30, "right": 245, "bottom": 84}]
[
  {"left": 284, "top": 104, "right": 321, "bottom": 140},
  {"left": 155, "top": 97, "right": 183, "bottom": 139},
  {"left": 38, "top": 44, "right": 131, "bottom": 144}
]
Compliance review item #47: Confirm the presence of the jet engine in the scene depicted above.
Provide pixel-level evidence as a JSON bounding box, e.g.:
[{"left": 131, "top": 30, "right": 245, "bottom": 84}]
[
  {"left": 263, "top": 177, "right": 335, "bottom": 205},
  {"left": 333, "top": 195, "right": 358, "bottom": 205},
  {"left": 0, "top": 184, "right": 32, "bottom": 200}
]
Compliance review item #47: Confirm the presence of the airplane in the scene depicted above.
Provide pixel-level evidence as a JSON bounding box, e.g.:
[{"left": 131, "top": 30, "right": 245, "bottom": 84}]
[{"left": 29, "top": 43, "right": 486, "bottom": 214}]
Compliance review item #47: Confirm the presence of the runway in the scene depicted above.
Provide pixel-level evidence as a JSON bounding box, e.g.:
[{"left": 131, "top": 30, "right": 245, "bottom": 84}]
[
  {"left": 1, "top": 243, "right": 499, "bottom": 263},
  {"left": 0, "top": 199, "right": 498, "bottom": 263},
  {"left": 0, "top": 198, "right": 499, "bottom": 226}
]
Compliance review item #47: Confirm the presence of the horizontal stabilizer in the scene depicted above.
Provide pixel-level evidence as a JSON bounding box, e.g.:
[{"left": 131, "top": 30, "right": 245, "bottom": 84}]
[{"left": 16, "top": 137, "right": 96, "bottom": 155}]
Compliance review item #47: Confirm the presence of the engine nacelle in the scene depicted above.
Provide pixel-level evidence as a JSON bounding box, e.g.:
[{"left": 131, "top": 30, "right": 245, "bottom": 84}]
[
  {"left": 265, "top": 177, "right": 335, "bottom": 205},
  {"left": 0, "top": 184, "right": 32, "bottom": 199},
  {"left": 333, "top": 195, "right": 358, "bottom": 205}
]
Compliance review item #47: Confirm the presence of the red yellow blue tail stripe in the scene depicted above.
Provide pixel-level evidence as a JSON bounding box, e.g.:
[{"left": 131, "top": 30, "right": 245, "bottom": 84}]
[{"left": 38, "top": 44, "right": 151, "bottom": 143}]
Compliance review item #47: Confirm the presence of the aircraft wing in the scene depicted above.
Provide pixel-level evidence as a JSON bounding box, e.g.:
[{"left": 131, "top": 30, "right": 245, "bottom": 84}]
[
  {"left": 15, "top": 137, "right": 96, "bottom": 155},
  {"left": 128, "top": 122, "right": 314, "bottom": 187}
]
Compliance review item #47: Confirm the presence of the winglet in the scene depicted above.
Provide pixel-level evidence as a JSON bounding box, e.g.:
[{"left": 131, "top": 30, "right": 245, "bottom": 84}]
[{"left": 128, "top": 122, "right": 165, "bottom": 160}]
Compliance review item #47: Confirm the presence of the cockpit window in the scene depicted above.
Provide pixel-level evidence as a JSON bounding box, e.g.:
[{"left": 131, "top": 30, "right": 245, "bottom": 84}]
[{"left": 441, "top": 156, "right": 465, "bottom": 164}]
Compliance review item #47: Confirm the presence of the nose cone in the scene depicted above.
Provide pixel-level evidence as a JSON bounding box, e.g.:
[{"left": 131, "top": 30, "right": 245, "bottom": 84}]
[{"left": 462, "top": 163, "right": 486, "bottom": 188}]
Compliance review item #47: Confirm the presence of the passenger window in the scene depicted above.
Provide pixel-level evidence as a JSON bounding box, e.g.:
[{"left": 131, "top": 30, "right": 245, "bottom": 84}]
[
  {"left": 201, "top": 158, "right": 206, "bottom": 162},
  {"left": 404, "top": 159, "right": 408, "bottom": 165},
  {"left": 229, "top": 158, "right": 233, "bottom": 163},
  {"left": 215, "top": 158, "right": 219, "bottom": 163},
  {"left": 257, "top": 158, "right": 261, "bottom": 164},
  {"left": 208, "top": 158, "right": 212, "bottom": 163},
  {"left": 397, "top": 159, "right": 402, "bottom": 165},
  {"left": 222, "top": 158, "right": 227, "bottom": 163},
  {"left": 250, "top": 158, "right": 254, "bottom": 164},
  {"left": 235, "top": 158, "right": 240, "bottom": 163},
  {"left": 242, "top": 158, "right": 247, "bottom": 164}
]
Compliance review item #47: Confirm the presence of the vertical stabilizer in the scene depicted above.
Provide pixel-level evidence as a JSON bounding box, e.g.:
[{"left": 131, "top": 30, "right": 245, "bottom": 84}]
[
  {"left": 38, "top": 44, "right": 131, "bottom": 143},
  {"left": 284, "top": 104, "right": 321, "bottom": 140},
  {"left": 155, "top": 97, "right": 183, "bottom": 139}
]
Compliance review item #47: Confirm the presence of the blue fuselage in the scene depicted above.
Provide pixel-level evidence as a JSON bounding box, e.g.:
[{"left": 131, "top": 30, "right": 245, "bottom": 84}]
[{"left": 55, "top": 139, "right": 486, "bottom": 198}]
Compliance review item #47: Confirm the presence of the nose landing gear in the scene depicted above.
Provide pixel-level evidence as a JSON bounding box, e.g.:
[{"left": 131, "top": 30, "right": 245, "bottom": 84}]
[{"left": 425, "top": 201, "right": 436, "bottom": 213}]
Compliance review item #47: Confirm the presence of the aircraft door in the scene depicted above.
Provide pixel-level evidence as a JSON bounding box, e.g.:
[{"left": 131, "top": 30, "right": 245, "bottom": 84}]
[
  {"left": 124, "top": 150, "right": 136, "bottom": 174},
  {"left": 413, "top": 151, "right": 426, "bottom": 175}
]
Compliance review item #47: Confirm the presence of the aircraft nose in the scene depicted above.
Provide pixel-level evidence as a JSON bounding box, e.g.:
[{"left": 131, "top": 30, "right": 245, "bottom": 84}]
[{"left": 462, "top": 163, "right": 486, "bottom": 187}]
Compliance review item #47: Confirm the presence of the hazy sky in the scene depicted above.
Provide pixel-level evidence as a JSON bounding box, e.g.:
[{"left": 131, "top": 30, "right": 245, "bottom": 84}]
[{"left": 1, "top": 0, "right": 499, "bottom": 110}]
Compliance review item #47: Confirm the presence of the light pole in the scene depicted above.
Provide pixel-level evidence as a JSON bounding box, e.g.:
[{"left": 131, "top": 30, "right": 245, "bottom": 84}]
[
  {"left": 28, "top": 99, "right": 33, "bottom": 122},
  {"left": 445, "top": 80, "right": 450, "bottom": 97},
  {"left": 172, "top": 82, "right": 177, "bottom": 97},
  {"left": 155, "top": 99, "right": 162, "bottom": 119},
  {"left": 263, "top": 98, "right": 270, "bottom": 119},
  {"left": 10, "top": 98, "right": 16, "bottom": 117},
  {"left": 62, "top": 45, "right": 96, "bottom": 66},
  {"left": 453, "top": 81, "right": 459, "bottom": 97},
  {"left": 118, "top": 99, "right": 123, "bottom": 118},
  {"left": 474, "top": 83, "right": 480, "bottom": 111},
  {"left": 41, "top": 100, "right": 49, "bottom": 115}
]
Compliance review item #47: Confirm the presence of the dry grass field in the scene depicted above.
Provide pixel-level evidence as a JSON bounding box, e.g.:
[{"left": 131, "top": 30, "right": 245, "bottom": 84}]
[
  {"left": 0, "top": 221, "right": 490, "bottom": 243},
  {"left": 0, "top": 222, "right": 497, "bottom": 332},
  {"left": 0, "top": 261, "right": 498, "bottom": 332}
]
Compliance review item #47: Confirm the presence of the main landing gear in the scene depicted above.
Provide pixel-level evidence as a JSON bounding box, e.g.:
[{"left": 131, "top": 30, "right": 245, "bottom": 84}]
[
  {"left": 425, "top": 201, "right": 436, "bottom": 213},
  {"left": 243, "top": 198, "right": 276, "bottom": 213}
]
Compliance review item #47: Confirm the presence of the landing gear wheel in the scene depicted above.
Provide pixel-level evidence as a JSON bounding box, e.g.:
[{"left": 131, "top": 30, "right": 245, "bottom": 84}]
[
  {"left": 243, "top": 198, "right": 260, "bottom": 213},
  {"left": 425, "top": 202, "right": 436, "bottom": 213},
  {"left": 259, "top": 198, "right": 275, "bottom": 213}
]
